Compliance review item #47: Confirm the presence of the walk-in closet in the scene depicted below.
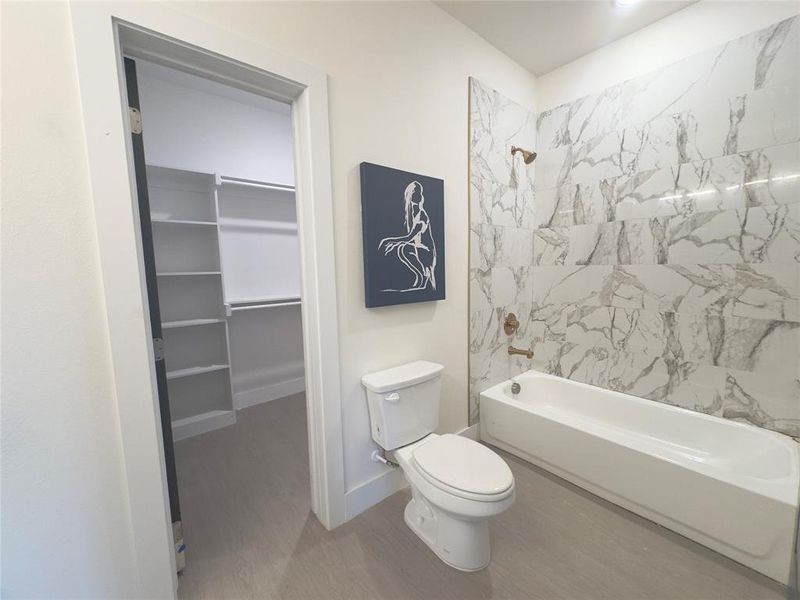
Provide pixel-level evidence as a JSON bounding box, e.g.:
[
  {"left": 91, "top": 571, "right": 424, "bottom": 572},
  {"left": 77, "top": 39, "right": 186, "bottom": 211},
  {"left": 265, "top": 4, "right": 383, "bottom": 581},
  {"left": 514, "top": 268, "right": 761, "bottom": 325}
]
[
  {"left": 128, "top": 58, "right": 310, "bottom": 576},
  {"left": 138, "top": 60, "right": 305, "bottom": 442}
]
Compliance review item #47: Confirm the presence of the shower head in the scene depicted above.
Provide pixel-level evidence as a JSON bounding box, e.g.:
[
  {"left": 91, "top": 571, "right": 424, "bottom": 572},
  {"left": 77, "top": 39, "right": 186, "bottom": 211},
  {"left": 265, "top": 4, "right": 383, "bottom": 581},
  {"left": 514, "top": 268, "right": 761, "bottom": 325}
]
[{"left": 511, "top": 146, "right": 537, "bottom": 164}]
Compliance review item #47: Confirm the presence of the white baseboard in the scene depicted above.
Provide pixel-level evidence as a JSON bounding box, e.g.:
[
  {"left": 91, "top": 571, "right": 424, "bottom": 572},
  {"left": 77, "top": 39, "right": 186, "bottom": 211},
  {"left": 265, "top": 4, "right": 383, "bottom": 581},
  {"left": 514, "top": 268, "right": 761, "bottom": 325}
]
[
  {"left": 345, "top": 423, "right": 480, "bottom": 521},
  {"left": 234, "top": 376, "right": 305, "bottom": 410},
  {"left": 172, "top": 409, "right": 236, "bottom": 442},
  {"left": 343, "top": 423, "right": 481, "bottom": 521},
  {"left": 345, "top": 467, "right": 407, "bottom": 521},
  {"left": 456, "top": 423, "right": 480, "bottom": 441}
]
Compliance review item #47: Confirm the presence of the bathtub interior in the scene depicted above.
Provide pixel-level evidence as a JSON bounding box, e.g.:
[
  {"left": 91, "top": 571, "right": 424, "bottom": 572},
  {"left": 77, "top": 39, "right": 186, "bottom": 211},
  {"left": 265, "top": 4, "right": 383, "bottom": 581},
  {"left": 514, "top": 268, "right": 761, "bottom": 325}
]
[
  {"left": 500, "top": 372, "right": 799, "bottom": 485},
  {"left": 480, "top": 372, "right": 800, "bottom": 584}
]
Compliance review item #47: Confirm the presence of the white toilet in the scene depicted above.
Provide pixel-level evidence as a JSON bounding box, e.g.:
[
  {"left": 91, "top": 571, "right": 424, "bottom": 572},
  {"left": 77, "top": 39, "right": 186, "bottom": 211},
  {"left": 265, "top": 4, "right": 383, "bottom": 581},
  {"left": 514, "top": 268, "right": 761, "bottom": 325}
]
[{"left": 362, "top": 361, "right": 514, "bottom": 571}]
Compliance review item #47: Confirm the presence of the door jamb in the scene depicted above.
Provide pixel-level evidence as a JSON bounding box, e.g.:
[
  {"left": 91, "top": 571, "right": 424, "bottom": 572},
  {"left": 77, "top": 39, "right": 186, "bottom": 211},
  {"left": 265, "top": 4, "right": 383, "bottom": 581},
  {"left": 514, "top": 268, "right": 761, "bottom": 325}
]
[{"left": 69, "top": 4, "right": 346, "bottom": 597}]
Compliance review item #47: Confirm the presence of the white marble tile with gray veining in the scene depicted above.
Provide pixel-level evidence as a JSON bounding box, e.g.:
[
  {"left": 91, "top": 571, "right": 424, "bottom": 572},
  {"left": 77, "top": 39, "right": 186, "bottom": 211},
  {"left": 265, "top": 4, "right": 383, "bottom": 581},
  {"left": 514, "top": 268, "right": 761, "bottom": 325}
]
[
  {"left": 530, "top": 262, "right": 795, "bottom": 324},
  {"left": 531, "top": 265, "right": 613, "bottom": 308},
  {"left": 469, "top": 303, "right": 534, "bottom": 425},
  {"left": 533, "top": 227, "right": 571, "bottom": 266},
  {"left": 612, "top": 142, "right": 800, "bottom": 221},
  {"left": 537, "top": 17, "right": 799, "bottom": 152},
  {"left": 472, "top": 223, "right": 535, "bottom": 270},
  {"left": 740, "top": 203, "right": 800, "bottom": 263},
  {"left": 471, "top": 307, "right": 502, "bottom": 356},
  {"left": 533, "top": 181, "right": 610, "bottom": 229},
  {"left": 470, "top": 266, "right": 534, "bottom": 367},
  {"left": 733, "top": 263, "right": 800, "bottom": 322},
  {"left": 603, "top": 264, "right": 737, "bottom": 314},
  {"left": 714, "top": 315, "right": 800, "bottom": 374},
  {"left": 534, "top": 141, "right": 799, "bottom": 227},
  {"left": 536, "top": 82, "right": 799, "bottom": 193},
  {"left": 470, "top": 78, "right": 537, "bottom": 228},
  {"left": 564, "top": 306, "right": 671, "bottom": 353},
  {"left": 656, "top": 363, "right": 728, "bottom": 416},
  {"left": 471, "top": 19, "right": 798, "bottom": 434},
  {"left": 470, "top": 223, "right": 497, "bottom": 271},
  {"left": 534, "top": 205, "right": 800, "bottom": 267},
  {"left": 469, "top": 78, "right": 538, "bottom": 423},
  {"left": 559, "top": 300, "right": 794, "bottom": 362},
  {"left": 630, "top": 81, "right": 799, "bottom": 172},
  {"left": 495, "top": 226, "right": 534, "bottom": 268},
  {"left": 722, "top": 368, "right": 800, "bottom": 436}
]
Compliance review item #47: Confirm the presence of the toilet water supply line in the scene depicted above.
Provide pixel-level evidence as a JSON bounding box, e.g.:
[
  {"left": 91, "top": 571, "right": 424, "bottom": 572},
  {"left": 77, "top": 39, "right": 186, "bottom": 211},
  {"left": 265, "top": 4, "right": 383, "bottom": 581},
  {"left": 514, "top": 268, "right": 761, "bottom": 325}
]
[{"left": 371, "top": 449, "right": 399, "bottom": 468}]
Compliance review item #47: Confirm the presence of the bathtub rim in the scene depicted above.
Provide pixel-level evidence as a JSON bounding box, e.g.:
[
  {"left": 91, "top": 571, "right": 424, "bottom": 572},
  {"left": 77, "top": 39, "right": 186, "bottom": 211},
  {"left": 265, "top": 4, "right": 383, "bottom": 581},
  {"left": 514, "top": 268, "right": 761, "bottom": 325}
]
[{"left": 480, "top": 370, "right": 800, "bottom": 506}]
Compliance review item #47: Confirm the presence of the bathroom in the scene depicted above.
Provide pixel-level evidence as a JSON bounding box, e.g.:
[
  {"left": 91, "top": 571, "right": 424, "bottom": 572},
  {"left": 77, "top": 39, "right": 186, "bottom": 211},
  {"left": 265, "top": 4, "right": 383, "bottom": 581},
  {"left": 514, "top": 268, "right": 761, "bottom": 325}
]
[{"left": 2, "top": 1, "right": 798, "bottom": 599}]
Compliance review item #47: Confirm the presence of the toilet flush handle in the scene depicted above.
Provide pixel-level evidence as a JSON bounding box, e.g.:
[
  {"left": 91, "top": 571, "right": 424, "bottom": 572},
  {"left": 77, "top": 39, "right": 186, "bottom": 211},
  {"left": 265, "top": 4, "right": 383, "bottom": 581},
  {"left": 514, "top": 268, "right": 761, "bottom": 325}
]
[{"left": 384, "top": 392, "right": 401, "bottom": 403}]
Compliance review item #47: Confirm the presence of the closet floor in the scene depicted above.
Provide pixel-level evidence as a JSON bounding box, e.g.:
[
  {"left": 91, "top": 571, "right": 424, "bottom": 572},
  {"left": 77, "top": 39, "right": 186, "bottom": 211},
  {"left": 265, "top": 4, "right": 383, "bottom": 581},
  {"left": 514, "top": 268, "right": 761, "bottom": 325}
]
[{"left": 174, "top": 395, "right": 787, "bottom": 600}]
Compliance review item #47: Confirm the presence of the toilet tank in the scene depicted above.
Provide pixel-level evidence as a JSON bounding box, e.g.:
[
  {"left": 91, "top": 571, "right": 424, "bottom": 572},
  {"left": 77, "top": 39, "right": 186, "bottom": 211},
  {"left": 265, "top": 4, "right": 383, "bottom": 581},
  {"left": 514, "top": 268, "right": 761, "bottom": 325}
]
[{"left": 361, "top": 361, "right": 444, "bottom": 451}]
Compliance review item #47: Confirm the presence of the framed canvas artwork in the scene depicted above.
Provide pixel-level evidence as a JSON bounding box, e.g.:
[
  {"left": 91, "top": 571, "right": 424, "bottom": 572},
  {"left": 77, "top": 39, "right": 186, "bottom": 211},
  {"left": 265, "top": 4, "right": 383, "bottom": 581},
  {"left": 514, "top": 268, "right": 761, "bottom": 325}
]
[{"left": 359, "top": 162, "right": 446, "bottom": 308}]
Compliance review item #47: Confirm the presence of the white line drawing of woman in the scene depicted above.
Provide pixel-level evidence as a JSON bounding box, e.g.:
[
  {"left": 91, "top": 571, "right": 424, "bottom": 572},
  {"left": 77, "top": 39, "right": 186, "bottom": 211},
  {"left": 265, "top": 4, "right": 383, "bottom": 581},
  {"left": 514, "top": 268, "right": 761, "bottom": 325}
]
[{"left": 378, "top": 180, "right": 437, "bottom": 292}]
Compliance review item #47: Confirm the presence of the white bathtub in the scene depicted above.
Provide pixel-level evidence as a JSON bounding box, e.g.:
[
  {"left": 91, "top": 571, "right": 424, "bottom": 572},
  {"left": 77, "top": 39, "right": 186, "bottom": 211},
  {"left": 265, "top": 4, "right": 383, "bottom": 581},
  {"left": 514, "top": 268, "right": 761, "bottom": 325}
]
[{"left": 480, "top": 370, "right": 799, "bottom": 584}]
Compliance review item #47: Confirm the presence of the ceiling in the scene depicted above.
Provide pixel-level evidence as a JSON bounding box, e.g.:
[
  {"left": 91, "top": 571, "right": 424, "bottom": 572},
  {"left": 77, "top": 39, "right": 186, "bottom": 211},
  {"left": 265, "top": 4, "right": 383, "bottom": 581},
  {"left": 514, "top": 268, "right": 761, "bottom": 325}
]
[{"left": 436, "top": 0, "right": 697, "bottom": 76}]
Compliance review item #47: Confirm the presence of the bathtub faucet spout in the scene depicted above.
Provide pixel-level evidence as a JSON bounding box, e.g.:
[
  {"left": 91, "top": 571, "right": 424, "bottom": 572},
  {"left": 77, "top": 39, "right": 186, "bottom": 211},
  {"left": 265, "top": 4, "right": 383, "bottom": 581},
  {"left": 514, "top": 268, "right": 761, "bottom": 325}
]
[{"left": 508, "top": 345, "right": 533, "bottom": 359}]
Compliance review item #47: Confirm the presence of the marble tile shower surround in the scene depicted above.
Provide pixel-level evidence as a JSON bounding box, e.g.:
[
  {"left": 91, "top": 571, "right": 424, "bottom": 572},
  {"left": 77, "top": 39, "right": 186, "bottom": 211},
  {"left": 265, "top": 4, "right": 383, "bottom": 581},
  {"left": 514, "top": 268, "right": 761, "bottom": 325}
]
[
  {"left": 469, "top": 78, "right": 537, "bottom": 425},
  {"left": 468, "top": 17, "right": 800, "bottom": 436}
]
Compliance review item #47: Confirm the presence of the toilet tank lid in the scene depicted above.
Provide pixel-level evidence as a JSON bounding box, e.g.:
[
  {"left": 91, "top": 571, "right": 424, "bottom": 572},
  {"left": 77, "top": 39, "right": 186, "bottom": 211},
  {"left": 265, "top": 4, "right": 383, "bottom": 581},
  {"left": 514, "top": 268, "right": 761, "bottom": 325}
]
[{"left": 361, "top": 361, "right": 444, "bottom": 393}]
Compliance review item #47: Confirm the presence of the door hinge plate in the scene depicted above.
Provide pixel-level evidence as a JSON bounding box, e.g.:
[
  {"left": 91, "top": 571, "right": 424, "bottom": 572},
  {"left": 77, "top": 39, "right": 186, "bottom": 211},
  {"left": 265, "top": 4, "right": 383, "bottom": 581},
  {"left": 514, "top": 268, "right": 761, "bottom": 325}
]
[
  {"left": 129, "top": 107, "right": 142, "bottom": 134},
  {"left": 153, "top": 337, "right": 165, "bottom": 361}
]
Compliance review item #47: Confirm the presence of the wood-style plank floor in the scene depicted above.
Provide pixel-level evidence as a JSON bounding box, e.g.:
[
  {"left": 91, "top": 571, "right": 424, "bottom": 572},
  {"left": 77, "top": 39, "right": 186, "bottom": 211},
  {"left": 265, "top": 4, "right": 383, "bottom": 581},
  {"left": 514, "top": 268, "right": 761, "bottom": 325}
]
[{"left": 174, "top": 394, "right": 788, "bottom": 600}]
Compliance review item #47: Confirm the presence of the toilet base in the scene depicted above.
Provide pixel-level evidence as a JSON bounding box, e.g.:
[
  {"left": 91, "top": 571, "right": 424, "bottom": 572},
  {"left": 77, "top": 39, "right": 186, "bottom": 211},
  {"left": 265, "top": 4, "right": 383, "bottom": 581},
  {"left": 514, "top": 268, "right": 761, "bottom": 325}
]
[{"left": 403, "top": 494, "right": 490, "bottom": 572}]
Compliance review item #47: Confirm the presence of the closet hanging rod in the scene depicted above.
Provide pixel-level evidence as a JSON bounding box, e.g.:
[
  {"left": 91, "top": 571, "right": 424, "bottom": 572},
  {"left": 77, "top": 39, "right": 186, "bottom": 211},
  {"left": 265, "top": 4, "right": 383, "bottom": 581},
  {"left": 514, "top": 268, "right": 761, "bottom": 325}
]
[
  {"left": 215, "top": 174, "right": 295, "bottom": 193},
  {"left": 227, "top": 299, "right": 300, "bottom": 315}
]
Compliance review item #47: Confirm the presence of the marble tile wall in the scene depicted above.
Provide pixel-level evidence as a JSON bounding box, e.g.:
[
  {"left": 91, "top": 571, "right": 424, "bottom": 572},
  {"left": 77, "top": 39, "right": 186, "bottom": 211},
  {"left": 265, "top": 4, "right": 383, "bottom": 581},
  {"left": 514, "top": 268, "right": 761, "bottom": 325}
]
[
  {"left": 530, "top": 16, "right": 800, "bottom": 437},
  {"left": 469, "top": 78, "right": 537, "bottom": 425},
  {"left": 469, "top": 18, "right": 799, "bottom": 434}
]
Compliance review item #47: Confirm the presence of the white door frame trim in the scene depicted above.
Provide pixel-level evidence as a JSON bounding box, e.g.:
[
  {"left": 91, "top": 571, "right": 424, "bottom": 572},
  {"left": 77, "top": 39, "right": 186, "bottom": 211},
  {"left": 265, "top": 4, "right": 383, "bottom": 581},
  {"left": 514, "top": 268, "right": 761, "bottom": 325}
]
[{"left": 69, "top": 3, "right": 345, "bottom": 597}]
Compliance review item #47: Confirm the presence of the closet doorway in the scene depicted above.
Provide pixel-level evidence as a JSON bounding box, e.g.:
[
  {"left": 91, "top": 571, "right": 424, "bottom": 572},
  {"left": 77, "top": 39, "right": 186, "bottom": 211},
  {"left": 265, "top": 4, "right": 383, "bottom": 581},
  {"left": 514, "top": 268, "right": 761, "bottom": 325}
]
[
  {"left": 124, "top": 52, "right": 322, "bottom": 578},
  {"left": 132, "top": 58, "right": 306, "bottom": 437},
  {"left": 71, "top": 7, "right": 345, "bottom": 592}
]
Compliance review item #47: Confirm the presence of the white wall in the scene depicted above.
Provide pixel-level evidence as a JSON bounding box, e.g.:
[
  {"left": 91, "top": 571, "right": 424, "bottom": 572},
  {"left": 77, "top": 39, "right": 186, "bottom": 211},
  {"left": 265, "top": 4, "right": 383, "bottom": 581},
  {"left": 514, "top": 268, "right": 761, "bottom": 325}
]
[
  {"left": 537, "top": 0, "right": 800, "bottom": 111},
  {"left": 1, "top": 1, "right": 536, "bottom": 595},
  {"left": 137, "top": 60, "right": 295, "bottom": 184},
  {"left": 1, "top": 2, "right": 138, "bottom": 597}
]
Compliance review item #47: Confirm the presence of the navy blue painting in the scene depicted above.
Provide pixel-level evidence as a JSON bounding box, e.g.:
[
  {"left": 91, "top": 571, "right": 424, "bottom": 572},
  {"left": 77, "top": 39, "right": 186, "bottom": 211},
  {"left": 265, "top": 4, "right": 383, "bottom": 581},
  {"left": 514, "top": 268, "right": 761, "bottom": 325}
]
[{"left": 360, "top": 163, "right": 445, "bottom": 308}]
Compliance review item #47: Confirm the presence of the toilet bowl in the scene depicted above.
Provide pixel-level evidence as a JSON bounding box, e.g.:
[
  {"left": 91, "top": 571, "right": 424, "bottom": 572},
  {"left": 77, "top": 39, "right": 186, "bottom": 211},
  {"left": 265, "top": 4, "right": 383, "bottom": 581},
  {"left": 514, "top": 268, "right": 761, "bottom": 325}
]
[
  {"left": 362, "top": 361, "right": 514, "bottom": 571},
  {"left": 392, "top": 433, "right": 514, "bottom": 571}
]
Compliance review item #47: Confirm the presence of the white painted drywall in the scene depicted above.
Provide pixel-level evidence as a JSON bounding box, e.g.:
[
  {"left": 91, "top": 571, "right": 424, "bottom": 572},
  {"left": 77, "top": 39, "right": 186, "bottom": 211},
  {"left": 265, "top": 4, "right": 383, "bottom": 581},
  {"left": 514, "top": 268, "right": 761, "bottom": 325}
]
[
  {"left": 137, "top": 60, "right": 295, "bottom": 185},
  {"left": 0, "top": 2, "right": 137, "bottom": 597},
  {"left": 1, "top": 2, "right": 535, "bottom": 595},
  {"left": 536, "top": 0, "right": 800, "bottom": 111}
]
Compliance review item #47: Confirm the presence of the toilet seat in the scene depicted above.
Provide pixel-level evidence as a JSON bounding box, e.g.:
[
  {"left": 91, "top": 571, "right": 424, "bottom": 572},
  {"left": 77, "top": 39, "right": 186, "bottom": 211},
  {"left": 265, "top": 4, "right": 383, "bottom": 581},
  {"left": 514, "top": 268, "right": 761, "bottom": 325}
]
[
  {"left": 392, "top": 433, "right": 515, "bottom": 570},
  {"left": 411, "top": 434, "right": 514, "bottom": 502}
]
